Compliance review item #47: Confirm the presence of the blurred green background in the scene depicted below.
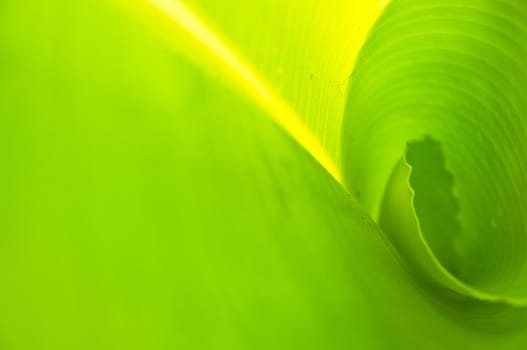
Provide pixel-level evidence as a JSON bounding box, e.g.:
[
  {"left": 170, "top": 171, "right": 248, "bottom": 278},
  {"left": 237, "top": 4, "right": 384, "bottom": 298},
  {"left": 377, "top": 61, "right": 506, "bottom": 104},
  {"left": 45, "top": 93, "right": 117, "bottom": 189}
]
[{"left": 1, "top": 0, "right": 527, "bottom": 349}]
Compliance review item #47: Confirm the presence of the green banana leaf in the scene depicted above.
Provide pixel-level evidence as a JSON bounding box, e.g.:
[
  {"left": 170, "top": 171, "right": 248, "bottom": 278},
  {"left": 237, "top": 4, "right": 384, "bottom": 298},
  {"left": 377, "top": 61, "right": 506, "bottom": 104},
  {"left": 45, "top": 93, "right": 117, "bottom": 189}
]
[{"left": 1, "top": 0, "right": 527, "bottom": 349}]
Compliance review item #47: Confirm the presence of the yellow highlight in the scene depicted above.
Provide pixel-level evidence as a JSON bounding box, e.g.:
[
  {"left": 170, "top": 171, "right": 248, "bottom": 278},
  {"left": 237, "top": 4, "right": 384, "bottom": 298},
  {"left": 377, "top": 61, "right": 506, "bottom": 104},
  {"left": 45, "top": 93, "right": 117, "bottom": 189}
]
[
  {"left": 146, "top": 0, "right": 390, "bottom": 184},
  {"left": 147, "top": 0, "right": 343, "bottom": 183},
  {"left": 348, "top": 0, "right": 390, "bottom": 71}
]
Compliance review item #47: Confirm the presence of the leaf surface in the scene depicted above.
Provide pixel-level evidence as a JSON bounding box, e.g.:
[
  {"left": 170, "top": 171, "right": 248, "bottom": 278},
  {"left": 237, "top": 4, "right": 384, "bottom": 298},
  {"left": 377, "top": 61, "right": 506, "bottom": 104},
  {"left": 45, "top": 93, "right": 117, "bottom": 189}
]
[{"left": 1, "top": 0, "right": 527, "bottom": 349}]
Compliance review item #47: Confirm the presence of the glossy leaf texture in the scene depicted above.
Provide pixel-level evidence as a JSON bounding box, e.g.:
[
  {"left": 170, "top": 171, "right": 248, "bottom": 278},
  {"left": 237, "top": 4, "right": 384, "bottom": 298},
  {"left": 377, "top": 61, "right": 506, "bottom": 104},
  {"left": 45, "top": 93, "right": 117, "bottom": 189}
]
[
  {"left": 1, "top": 0, "right": 527, "bottom": 349},
  {"left": 343, "top": 0, "right": 527, "bottom": 303},
  {"left": 160, "top": 0, "right": 389, "bottom": 174}
]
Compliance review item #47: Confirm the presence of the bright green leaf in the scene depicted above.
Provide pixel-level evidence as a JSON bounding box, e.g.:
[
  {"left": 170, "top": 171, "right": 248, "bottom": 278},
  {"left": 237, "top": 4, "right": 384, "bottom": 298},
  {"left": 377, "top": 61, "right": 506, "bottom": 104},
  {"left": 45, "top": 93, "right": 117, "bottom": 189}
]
[{"left": 2, "top": 0, "right": 527, "bottom": 349}]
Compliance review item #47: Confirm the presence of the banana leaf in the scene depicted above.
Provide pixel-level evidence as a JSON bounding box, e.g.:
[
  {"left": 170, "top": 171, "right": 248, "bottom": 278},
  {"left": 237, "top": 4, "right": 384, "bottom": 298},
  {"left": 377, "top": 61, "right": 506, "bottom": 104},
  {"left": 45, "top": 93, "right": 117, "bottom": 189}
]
[{"left": 1, "top": 0, "right": 527, "bottom": 349}]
